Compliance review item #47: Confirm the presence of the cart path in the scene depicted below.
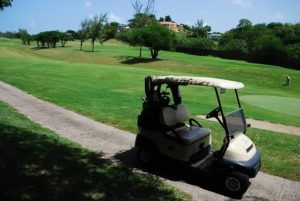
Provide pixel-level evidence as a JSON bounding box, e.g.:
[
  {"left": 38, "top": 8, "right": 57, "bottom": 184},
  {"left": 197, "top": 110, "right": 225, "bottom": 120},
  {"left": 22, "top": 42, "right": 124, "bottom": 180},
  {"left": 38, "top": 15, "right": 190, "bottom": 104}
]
[
  {"left": 0, "top": 81, "right": 299, "bottom": 201},
  {"left": 197, "top": 115, "right": 300, "bottom": 136}
]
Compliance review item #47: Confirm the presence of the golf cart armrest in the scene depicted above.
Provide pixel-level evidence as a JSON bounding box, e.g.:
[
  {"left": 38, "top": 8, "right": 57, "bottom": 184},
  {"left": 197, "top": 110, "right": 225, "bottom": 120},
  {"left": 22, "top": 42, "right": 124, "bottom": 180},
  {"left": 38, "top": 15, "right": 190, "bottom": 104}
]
[{"left": 189, "top": 118, "right": 202, "bottom": 127}]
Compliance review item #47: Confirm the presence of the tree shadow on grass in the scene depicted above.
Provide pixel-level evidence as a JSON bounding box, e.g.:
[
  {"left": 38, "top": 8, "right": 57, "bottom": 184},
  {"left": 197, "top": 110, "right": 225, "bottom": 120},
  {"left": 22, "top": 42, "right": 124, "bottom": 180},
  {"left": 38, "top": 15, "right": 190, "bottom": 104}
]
[
  {"left": 114, "top": 149, "right": 249, "bottom": 200},
  {"left": 116, "top": 56, "right": 162, "bottom": 65},
  {"left": 82, "top": 50, "right": 101, "bottom": 53},
  {"left": 30, "top": 46, "right": 72, "bottom": 51},
  {"left": 0, "top": 124, "right": 185, "bottom": 201}
]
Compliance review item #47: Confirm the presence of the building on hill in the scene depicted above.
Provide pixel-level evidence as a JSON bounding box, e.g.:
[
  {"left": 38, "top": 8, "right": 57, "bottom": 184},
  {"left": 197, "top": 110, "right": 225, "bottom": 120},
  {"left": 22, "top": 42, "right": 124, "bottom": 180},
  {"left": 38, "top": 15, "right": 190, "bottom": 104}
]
[
  {"left": 117, "top": 24, "right": 130, "bottom": 32},
  {"left": 159, "top": 21, "right": 184, "bottom": 33},
  {"left": 207, "top": 32, "right": 222, "bottom": 40}
]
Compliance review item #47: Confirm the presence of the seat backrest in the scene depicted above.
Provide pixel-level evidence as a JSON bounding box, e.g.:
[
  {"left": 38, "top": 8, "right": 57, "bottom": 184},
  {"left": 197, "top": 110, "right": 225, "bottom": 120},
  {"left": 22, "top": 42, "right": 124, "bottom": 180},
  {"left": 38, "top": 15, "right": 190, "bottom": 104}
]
[
  {"left": 161, "top": 104, "right": 190, "bottom": 127},
  {"left": 176, "top": 104, "right": 190, "bottom": 122}
]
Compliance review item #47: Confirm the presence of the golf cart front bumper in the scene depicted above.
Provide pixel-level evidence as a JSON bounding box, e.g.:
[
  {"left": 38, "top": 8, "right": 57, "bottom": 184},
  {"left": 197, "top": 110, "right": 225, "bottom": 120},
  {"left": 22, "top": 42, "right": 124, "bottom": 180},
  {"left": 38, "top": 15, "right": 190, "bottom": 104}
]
[
  {"left": 223, "top": 149, "right": 261, "bottom": 178},
  {"left": 236, "top": 149, "right": 261, "bottom": 178}
]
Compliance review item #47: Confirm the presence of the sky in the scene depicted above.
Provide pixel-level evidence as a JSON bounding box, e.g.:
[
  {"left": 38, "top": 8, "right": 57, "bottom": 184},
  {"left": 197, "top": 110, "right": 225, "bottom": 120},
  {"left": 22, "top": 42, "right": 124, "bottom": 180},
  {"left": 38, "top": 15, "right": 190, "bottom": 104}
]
[{"left": 0, "top": 0, "right": 299, "bottom": 34}]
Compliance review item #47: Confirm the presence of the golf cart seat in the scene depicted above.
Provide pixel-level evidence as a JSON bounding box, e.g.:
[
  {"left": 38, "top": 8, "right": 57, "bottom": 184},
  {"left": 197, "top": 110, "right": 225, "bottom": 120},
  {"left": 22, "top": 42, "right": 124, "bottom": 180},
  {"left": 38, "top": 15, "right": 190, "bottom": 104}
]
[{"left": 161, "top": 104, "right": 211, "bottom": 145}]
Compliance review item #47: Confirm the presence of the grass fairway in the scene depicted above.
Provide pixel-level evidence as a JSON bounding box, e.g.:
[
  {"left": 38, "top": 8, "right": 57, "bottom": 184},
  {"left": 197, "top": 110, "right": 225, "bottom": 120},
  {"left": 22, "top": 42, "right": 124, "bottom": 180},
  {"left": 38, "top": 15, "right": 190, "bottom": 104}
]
[
  {"left": 0, "top": 101, "right": 189, "bottom": 201},
  {"left": 241, "top": 95, "right": 300, "bottom": 117},
  {"left": 0, "top": 38, "right": 300, "bottom": 181}
]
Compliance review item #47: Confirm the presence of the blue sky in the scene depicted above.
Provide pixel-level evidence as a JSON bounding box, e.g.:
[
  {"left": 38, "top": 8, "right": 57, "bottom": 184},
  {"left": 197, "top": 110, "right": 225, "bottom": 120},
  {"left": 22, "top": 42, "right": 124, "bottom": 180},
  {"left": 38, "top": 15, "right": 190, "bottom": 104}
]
[{"left": 0, "top": 0, "right": 299, "bottom": 34}]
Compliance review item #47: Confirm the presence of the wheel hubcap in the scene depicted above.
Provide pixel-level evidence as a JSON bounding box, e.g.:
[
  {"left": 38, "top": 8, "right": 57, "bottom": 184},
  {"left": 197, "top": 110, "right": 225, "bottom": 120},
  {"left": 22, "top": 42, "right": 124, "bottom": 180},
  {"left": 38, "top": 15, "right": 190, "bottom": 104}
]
[
  {"left": 225, "top": 177, "right": 241, "bottom": 192},
  {"left": 140, "top": 150, "right": 151, "bottom": 163}
]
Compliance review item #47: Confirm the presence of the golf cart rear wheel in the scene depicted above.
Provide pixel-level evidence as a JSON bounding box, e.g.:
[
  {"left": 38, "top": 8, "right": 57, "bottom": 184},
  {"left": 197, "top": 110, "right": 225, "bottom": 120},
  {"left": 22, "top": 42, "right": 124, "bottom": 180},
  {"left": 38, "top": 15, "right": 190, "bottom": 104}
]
[
  {"left": 137, "top": 146, "right": 158, "bottom": 165},
  {"left": 223, "top": 171, "right": 249, "bottom": 196}
]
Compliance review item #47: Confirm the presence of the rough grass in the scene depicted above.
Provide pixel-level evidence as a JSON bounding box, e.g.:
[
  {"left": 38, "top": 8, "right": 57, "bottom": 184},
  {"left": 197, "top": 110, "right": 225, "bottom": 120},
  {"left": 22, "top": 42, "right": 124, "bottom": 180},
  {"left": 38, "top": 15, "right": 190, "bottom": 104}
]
[{"left": 0, "top": 101, "right": 190, "bottom": 201}]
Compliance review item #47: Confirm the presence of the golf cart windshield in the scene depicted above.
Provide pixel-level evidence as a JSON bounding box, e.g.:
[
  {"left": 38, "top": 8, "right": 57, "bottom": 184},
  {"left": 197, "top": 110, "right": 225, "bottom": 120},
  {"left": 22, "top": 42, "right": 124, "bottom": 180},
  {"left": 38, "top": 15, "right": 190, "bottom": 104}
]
[{"left": 225, "top": 108, "right": 247, "bottom": 136}]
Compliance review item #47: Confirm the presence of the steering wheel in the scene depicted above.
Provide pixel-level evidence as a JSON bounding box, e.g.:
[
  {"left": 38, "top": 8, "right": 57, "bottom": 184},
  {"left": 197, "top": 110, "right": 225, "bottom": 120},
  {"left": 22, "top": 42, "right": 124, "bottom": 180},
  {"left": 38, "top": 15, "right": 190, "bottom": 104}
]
[{"left": 206, "top": 107, "right": 221, "bottom": 119}]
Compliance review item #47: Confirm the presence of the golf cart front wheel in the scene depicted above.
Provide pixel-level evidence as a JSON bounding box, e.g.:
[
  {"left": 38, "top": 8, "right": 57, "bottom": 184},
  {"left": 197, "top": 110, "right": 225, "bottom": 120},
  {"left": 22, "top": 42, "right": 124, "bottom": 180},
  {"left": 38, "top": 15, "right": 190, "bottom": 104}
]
[{"left": 223, "top": 171, "right": 249, "bottom": 197}]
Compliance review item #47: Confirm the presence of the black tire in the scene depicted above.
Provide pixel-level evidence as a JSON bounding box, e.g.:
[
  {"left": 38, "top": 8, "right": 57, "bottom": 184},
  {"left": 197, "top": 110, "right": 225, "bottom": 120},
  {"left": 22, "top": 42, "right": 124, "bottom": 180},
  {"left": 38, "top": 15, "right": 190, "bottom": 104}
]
[
  {"left": 223, "top": 171, "right": 250, "bottom": 197},
  {"left": 137, "top": 145, "right": 158, "bottom": 166}
]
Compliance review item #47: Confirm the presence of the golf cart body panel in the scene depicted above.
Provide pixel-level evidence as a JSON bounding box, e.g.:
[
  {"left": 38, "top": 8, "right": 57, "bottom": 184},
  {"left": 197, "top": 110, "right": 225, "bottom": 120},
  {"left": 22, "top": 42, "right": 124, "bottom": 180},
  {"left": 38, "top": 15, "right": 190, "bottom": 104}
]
[
  {"left": 224, "top": 133, "right": 257, "bottom": 161},
  {"left": 137, "top": 127, "right": 211, "bottom": 162}
]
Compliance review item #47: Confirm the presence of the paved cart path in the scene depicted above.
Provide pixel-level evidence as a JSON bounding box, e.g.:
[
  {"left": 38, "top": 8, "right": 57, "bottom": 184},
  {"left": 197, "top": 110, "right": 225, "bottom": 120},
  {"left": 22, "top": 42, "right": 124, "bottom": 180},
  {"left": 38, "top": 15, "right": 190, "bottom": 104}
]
[
  {"left": 197, "top": 115, "right": 300, "bottom": 136},
  {"left": 0, "top": 81, "right": 299, "bottom": 201}
]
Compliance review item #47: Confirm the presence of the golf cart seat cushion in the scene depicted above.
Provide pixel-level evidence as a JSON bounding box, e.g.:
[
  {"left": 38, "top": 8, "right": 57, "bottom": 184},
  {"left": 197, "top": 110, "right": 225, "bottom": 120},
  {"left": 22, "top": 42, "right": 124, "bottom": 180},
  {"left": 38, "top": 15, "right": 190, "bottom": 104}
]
[
  {"left": 167, "top": 126, "right": 211, "bottom": 145},
  {"left": 161, "top": 104, "right": 189, "bottom": 127}
]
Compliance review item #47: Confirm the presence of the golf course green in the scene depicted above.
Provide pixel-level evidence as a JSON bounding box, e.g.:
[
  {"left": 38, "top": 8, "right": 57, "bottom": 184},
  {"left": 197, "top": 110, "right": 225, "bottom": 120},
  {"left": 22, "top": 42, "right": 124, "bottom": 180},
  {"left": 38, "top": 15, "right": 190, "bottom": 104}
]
[
  {"left": 241, "top": 95, "right": 300, "bottom": 117},
  {"left": 0, "top": 38, "right": 299, "bottom": 181}
]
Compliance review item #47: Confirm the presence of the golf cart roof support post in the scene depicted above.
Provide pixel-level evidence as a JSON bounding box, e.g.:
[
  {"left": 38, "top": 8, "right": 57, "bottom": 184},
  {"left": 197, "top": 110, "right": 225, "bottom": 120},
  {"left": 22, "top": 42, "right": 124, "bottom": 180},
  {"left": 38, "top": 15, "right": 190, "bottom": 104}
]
[
  {"left": 235, "top": 89, "right": 242, "bottom": 108},
  {"left": 214, "top": 87, "right": 230, "bottom": 158}
]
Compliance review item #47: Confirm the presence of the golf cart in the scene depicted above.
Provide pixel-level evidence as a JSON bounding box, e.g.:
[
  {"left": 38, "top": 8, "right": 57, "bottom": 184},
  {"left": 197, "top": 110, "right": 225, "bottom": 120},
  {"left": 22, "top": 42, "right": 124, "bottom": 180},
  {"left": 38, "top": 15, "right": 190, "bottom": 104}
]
[{"left": 135, "top": 76, "right": 261, "bottom": 196}]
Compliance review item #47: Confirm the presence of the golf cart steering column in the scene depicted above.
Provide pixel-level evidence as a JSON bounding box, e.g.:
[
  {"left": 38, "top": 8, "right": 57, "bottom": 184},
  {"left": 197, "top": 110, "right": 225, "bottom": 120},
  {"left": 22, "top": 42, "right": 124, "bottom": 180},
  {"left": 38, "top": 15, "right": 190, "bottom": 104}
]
[{"left": 206, "top": 107, "right": 225, "bottom": 129}]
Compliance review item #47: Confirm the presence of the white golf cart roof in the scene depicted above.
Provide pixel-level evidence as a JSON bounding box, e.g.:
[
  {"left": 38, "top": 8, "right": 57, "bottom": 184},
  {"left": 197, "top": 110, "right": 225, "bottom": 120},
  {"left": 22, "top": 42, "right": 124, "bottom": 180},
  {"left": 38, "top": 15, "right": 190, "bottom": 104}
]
[{"left": 151, "top": 76, "right": 244, "bottom": 89}]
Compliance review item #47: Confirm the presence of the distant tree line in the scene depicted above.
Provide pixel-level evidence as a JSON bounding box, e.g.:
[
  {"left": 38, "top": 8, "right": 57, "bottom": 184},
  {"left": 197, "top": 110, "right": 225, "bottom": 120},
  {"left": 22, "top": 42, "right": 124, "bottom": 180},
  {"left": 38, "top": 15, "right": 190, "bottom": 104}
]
[
  {"left": 34, "top": 31, "right": 73, "bottom": 48},
  {"left": 216, "top": 19, "right": 300, "bottom": 69},
  {"left": 2, "top": 0, "right": 298, "bottom": 68}
]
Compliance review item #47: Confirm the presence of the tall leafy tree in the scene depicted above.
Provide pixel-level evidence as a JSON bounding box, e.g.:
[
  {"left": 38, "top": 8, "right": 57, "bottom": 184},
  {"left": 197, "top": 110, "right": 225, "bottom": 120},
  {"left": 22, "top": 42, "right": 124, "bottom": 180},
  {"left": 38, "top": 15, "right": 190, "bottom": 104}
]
[
  {"left": 191, "top": 19, "right": 211, "bottom": 38},
  {"left": 237, "top": 19, "right": 252, "bottom": 29},
  {"left": 164, "top": 15, "right": 172, "bottom": 22},
  {"left": 128, "top": 0, "right": 156, "bottom": 57},
  {"left": 103, "top": 22, "right": 119, "bottom": 40},
  {"left": 18, "top": 28, "right": 31, "bottom": 45},
  {"left": 88, "top": 13, "right": 108, "bottom": 52},
  {"left": 78, "top": 19, "right": 89, "bottom": 51},
  {"left": 59, "top": 32, "right": 72, "bottom": 47},
  {"left": 129, "top": 22, "right": 174, "bottom": 59},
  {"left": 0, "top": 0, "right": 12, "bottom": 11}
]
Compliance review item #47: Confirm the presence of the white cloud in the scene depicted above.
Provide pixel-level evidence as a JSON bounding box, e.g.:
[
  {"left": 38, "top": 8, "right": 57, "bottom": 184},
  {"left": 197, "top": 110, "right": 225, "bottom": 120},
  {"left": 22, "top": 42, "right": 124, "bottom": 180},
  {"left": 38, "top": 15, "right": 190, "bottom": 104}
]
[
  {"left": 85, "top": 0, "right": 92, "bottom": 8},
  {"left": 229, "top": 0, "right": 253, "bottom": 8},
  {"left": 30, "top": 19, "right": 37, "bottom": 29},
  {"left": 267, "top": 12, "right": 284, "bottom": 21},
  {"left": 108, "top": 13, "right": 123, "bottom": 23}
]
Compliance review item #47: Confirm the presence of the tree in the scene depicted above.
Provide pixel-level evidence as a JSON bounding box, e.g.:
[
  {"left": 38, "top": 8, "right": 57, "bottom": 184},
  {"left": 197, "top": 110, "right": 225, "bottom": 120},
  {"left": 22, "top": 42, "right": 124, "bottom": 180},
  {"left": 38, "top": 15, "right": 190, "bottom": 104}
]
[
  {"left": 159, "top": 17, "right": 164, "bottom": 22},
  {"left": 59, "top": 32, "right": 72, "bottom": 47},
  {"left": 191, "top": 19, "right": 211, "bottom": 38},
  {"left": 18, "top": 28, "right": 31, "bottom": 45},
  {"left": 129, "top": 22, "right": 174, "bottom": 59},
  {"left": 35, "top": 31, "right": 60, "bottom": 48},
  {"left": 237, "top": 19, "right": 252, "bottom": 29},
  {"left": 103, "top": 22, "right": 119, "bottom": 40},
  {"left": 88, "top": 13, "right": 108, "bottom": 52},
  {"left": 128, "top": 0, "right": 156, "bottom": 57},
  {"left": 66, "top": 30, "right": 78, "bottom": 39},
  {"left": 164, "top": 15, "right": 172, "bottom": 22},
  {"left": 78, "top": 19, "right": 89, "bottom": 51},
  {"left": 0, "top": 0, "right": 12, "bottom": 11},
  {"left": 253, "top": 34, "right": 283, "bottom": 58}
]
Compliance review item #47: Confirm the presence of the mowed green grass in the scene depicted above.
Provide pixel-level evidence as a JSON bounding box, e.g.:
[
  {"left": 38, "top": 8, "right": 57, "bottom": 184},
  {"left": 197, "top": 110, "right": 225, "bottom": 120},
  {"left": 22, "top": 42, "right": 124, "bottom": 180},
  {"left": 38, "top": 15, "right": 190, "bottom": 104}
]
[
  {"left": 241, "top": 95, "right": 300, "bottom": 117},
  {"left": 1, "top": 38, "right": 299, "bottom": 126},
  {"left": 0, "top": 101, "right": 190, "bottom": 201},
  {"left": 0, "top": 38, "right": 299, "bottom": 180}
]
